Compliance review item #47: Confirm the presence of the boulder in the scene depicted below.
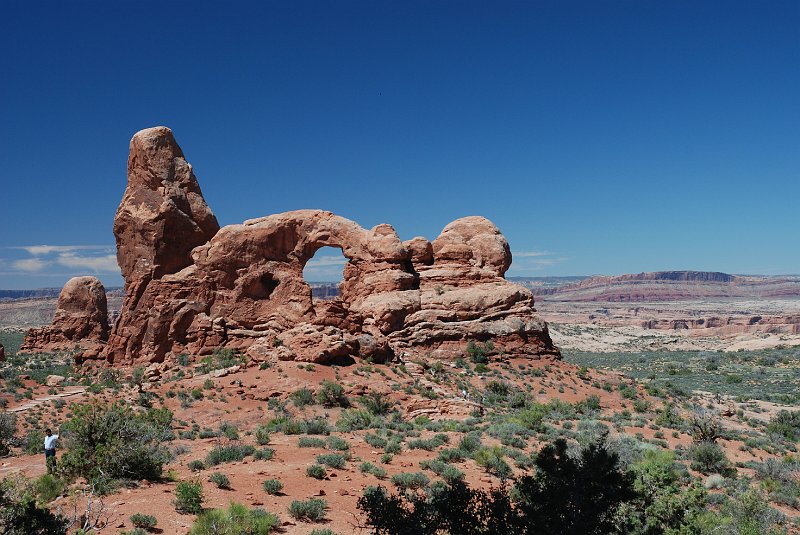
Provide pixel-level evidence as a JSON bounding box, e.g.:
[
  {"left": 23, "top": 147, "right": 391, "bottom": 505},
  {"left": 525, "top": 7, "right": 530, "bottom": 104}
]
[
  {"left": 45, "top": 375, "right": 65, "bottom": 387},
  {"left": 21, "top": 276, "right": 110, "bottom": 354}
]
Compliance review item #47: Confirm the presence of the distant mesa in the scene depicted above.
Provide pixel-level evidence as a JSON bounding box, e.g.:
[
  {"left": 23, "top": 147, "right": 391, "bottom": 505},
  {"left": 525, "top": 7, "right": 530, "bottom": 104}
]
[
  {"left": 23, "top": 126, "right": 559, "bottom": 366},
  {"left": 524, "top": 271, "right": 800, "bottom": 302},
  {"left": 20, "top": 275, "right": 109, "bottom": 358}
]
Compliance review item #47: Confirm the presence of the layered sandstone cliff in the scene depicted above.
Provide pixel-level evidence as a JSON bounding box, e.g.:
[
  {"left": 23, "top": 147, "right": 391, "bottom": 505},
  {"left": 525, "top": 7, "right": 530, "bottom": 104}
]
[{"left": 93, "top": 126, "right": 557, "bottom": 364}]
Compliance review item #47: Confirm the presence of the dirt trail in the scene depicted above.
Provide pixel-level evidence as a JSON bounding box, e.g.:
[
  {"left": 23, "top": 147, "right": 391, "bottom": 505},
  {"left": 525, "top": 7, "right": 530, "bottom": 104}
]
[{"left": 8, "top": 386, "right": 87, "bottom": 413}]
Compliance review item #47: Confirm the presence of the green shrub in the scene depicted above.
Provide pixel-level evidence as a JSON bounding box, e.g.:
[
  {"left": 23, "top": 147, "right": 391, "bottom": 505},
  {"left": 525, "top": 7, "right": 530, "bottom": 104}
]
[
  {"left": 473, "top": 446, "right": 512, "bottom": 478},
  {"left": 767, "top": 410, "right": 800, "bottom": 441},
  {"left": 317, "top": 382, "right": 349, "bottom": 408},
  {"left": 390, "top": 472, "right": 430, "bottom": 491},
  {"left": 457, "top": 433, "right": 482, "bottom": 453},
  {"left": 0, "top": 476, "right": 69, "bottom": 534},
  {"left": 364, "top": 433, "right": 387, "bottom": 448},
  {"left": 189, "top": 502, "right": 278, "bottom": 534},
  {"left": 209, "top": 472, "right": 231, "bottom": 489},
  {"left": 360, "top": 392, "right": 393, "bottom": 415},
  {"left": 219, "top": 422, "right": 239, "bottom": 440},
  {"left": 206, "top": 443, "right": 255, "bottom": 466},
  {"left": 688, "top": 441, "right": 734, "bottom": 476},
  {"left": 33, "top": 474, "right": 64, "bottom": 503},
  {"left": 288, "top": 498, "right": 327, "bottom": 522},
  {"left": 290, "top": 387, "right": 315, "bottom": 408},
  {"left": 513, "top": 404, "right": 548, "bottom": 432},
  {"left": 130, "top": 512, "right": 157, "bottom": 529},
  {"left": 175, "top": 480, "right": 204, "bottom": 514},
  {"left": 316, "top": 453, "right": 346, "bottom": 469},
  {"left": 262, "top": 479, "right": 283, "bottom": 495},
  {"left": 306, "top": 464, "right": 327, "bottom": 479},
  {"left": 326, "top": 436, "right": 350, "bottom": 451},
  {"left": 188, "top": 460, "right": 205, "bottom": 471},
  {"left": 304, "top": 418, "right": 333, "bottom": 435},
  {"left": 466, "top": 341, "right": 491, "bottom": 364},
  {"left": 359, "top": 461, "right": 387, "bottom": 479},
  {"left": 0, "top": 412, "right": 17, "bottom": 456},
  {"left": 60, "top": 402, "right": 173, "bottom": 487},
  {"left": 23, "top": 429, "right": 45, "bottom": 455},
  {"left": 298, "top": 437, "right": 326, "bottom": 448},
  {"left": 254, "top": 425, "right": 271, "bottom": 446},
  {"left": 253, "top": 448, "right": 275, "bottom": 461},
  {"left": 336, "top": 409, "right": 375, "bottom": 432}
]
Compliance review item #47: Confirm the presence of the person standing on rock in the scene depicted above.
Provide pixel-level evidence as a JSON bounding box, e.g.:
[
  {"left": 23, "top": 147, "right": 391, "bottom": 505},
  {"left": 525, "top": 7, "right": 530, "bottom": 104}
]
[{"left": 44, "top": 428, "right": 59, "bottom": 473}]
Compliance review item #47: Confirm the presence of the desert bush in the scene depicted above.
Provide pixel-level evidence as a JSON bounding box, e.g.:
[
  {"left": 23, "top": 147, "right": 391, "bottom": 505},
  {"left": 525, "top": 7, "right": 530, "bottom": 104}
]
[
  {"left": 391, "top": 472, "right": 430, "bottom": 492},
  {"left": 767, "top": 410, "right": 800, "bottom": 441},
  {"left": 512, "top": 404, "right": 548, "bottom": 432},
  {"left": 218, "top": 422, "right": 239, "bottom": 440},
  {"left": 32, "top": 473, "right": 63, "bottom": 504},
  {"left": 209, "top": 472, "right": 231, "bottom": 489},
  {"left": 407, "top": 435, "right": 448, "bottom": 451},
  {"left": 688, "top": 441, "right": 734, "bottom": 476},
  {"left": 130, "top": 512, "right": 157, "bottom": 529},
  {"left": 189, "top": 502, "right": 278, "bottom": 534},
  {"left": 359, "top": 462, "right": 387, "bottom": 479},
  {"left": 457, "top": 433, "right": 482, "bottom": 453},
  {"left": 298, "top": 437, "right": 326, "bottom": 448},
  {"left": 303, "top": 418, "right": 332, "bottom": 435},
  {"left": 336, "top": 409, "right": 376, "bottom": 432},
  {"left": 23, "top": 428, "right": 44, "bottom": 455},
  {"left": 290, "top": 387, "right": 315, "bottom": 408},
  {"left": 288, "top": 498, "right": 327, "bottom": 522},
  {"left": 364, "top": 433, "right": 387, "bottom": 448},
  {"left": 466, "top": 341, "right": 492, "bottom": 364},
  {"left": 253, "top": 447, "right": 275, "bottom": 461},
  {"left": 317, "top": 381, "right": 349, "bottom": 408},
  {"left": 316, "top": 453, "right": 346, "bottom": 469},
  {"left": 60, "top": 402, "right": 173, "bottom": 487},
  {"left": 420, "top": 459, "right": 465, "bottom": 483},
  {"left": 654, "top": 402, "right": 684, "bottom": 428},
  {"left": 473, "top": 446, "right": 512, "bottom": 479},
  {"left": 326, "top": 436, "right": 350, "bottom": 451},
  {"left": 175, "top": 480, "right": 204, "bottom": 514},
  {"left": 187, "top": 460, "right": 205, "bottom": 471},
  {"left": 206, "top": 442, "right": 255, "bottom": 466},
  {"left": 0, "top": 411, "right": 17, "bottom": 456},
  {"left": 254, "top": 425, "right": 271, "bottom": 446},
  {"left": 262, "top": 479, "right": 283, "bottom": 495},
  {"left": 359, "top": 436, "right": 635, "bottom": 535},
  {"left": 360, "top": 392, "right": 393, "bottom": 415},
  {"left": 0, "top": 475, "right": 69, "bottom": 534},
  {"left": 306, "top": 464, "right": 327, "bottom": 479},
  {"left": 688, "top": 407, "right": 723, "bottom": 443}
]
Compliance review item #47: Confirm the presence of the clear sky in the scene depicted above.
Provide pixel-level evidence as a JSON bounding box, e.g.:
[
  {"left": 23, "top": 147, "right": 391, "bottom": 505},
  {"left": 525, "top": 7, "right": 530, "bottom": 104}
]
[{"left": 1, "top": 1, "right": 798, "bottom": 289}]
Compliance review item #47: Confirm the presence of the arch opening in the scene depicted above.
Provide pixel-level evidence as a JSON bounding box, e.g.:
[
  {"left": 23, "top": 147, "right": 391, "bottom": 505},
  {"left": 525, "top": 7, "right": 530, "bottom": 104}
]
[{"left": 302, "top": 246, "right": 347, "bottom": 301}]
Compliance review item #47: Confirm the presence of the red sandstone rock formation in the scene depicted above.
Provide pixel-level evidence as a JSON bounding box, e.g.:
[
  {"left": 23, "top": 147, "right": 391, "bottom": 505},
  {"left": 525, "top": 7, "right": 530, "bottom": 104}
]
[
  {"left": 21, "top": 276, "right": 109, "bottom": 356},
  {"left": 102, "top": 126, "right": 559, "bottom": 365}
]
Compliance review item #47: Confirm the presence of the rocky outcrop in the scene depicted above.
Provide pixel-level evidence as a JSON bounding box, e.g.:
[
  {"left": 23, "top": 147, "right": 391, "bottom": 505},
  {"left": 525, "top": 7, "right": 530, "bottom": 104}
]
[
  {"left": 0, "top": 342, "right": 4, "bottom": 362},
  {"left": 102, "top": 126, "right": 559, "bottom": 365},
  {"left": 21, "top": 276, "right": 109, "bottom": 356},
  {"left": 643, "top": 315, "right": 800, "bottom": 335}
]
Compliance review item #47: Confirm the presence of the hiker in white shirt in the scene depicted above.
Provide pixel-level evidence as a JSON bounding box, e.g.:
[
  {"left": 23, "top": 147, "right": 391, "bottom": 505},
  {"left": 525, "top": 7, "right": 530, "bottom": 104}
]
[{"left": 44, "top": 428, "right": 59, "bottom": 473}]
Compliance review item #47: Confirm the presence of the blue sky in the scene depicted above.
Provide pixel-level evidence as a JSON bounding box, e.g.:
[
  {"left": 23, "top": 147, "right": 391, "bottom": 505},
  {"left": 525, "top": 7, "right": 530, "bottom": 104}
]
[{"left": 1, "top": 1, "right": 798, "bottom": 289}]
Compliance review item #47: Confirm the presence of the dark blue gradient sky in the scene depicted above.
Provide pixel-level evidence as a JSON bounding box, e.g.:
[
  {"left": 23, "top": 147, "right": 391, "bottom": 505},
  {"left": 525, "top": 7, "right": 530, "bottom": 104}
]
[{"left": 1, "top": 1, "right": 798, "bottom": 288}]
